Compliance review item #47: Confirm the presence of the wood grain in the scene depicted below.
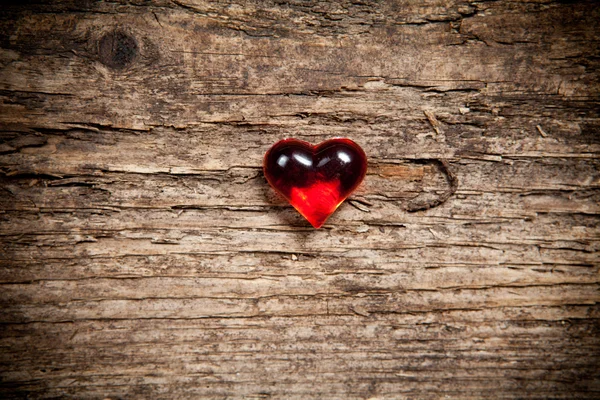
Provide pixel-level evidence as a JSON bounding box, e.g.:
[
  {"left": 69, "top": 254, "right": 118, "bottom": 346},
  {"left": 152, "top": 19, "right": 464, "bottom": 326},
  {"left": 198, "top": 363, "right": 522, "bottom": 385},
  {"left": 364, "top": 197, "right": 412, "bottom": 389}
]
[{"left": 1, "top": 0, "right": 599, "bottom": 398}]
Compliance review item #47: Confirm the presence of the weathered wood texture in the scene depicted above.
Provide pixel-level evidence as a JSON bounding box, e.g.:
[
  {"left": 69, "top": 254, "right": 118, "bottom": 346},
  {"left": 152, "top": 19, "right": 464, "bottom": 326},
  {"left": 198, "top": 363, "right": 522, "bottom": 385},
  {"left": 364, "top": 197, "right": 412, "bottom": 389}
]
[{"left": 1, "top": 0, "right": 599, "bottom": 398}]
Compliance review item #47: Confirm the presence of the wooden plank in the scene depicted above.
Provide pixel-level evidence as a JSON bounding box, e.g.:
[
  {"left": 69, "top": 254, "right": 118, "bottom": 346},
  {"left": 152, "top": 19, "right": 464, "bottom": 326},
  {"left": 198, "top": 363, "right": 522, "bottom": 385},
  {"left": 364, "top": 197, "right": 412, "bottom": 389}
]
[{"left": 1, "top": 0, "right": 599, "bottom": 398}]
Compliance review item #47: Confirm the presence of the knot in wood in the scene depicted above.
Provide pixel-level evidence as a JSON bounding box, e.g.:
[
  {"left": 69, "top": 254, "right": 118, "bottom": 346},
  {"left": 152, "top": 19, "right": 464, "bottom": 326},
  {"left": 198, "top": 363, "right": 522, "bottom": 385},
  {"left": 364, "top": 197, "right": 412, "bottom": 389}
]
[{"left": 98, "top": 30, "right": 138, "bottom": 70}]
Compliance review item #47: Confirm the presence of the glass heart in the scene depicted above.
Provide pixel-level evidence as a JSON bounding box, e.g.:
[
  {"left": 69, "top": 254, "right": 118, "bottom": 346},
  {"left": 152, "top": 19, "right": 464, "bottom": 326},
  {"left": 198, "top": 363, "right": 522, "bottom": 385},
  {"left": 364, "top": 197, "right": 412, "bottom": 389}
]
[{"left": 263, "top": 138, "right": 367, "bottom": 228}]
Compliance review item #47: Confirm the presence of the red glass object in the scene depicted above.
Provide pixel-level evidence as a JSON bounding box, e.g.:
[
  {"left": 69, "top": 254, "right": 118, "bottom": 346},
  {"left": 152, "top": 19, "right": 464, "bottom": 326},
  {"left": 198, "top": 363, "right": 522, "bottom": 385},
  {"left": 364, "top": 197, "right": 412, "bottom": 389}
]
[{"left": 263, "top": 138, "right": 367, "bottom": 228}]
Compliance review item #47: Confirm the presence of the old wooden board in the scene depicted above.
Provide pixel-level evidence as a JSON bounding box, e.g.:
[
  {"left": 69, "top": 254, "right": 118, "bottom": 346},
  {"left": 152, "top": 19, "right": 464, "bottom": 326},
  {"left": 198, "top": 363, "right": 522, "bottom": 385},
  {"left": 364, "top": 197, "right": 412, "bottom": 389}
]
[{"left": 1, "top": 0, "right": 599, "bottom": 398}]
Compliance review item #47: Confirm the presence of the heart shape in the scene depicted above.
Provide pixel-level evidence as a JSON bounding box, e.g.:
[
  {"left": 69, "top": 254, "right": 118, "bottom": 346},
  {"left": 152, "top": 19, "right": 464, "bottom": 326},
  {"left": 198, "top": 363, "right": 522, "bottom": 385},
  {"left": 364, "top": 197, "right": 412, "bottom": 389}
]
[{"left": 263, "top": 138, "right": 367, "bottom": 228}]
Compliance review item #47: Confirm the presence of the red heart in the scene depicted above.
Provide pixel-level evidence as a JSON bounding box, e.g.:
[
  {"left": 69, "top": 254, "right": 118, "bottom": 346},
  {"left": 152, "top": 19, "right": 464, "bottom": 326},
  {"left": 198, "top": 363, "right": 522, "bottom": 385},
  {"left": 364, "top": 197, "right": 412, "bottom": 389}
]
[{"left": 263, "top": 138, "right": 367, "bottom": 228}]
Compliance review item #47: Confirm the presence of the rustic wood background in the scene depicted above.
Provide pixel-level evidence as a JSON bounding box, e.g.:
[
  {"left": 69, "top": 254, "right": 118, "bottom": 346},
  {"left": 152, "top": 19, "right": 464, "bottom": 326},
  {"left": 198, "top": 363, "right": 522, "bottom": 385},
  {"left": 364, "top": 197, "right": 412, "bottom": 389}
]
[{"left": 1, "top": 0, "right": 599, "bottom": 398}]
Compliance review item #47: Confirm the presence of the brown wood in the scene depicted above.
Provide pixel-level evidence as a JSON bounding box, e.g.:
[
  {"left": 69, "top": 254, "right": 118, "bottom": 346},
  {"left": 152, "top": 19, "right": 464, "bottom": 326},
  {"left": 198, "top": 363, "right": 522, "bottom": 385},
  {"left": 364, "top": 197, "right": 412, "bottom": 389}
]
[{"left": 1, "top": 1, "right": 599, "bottom": 398}]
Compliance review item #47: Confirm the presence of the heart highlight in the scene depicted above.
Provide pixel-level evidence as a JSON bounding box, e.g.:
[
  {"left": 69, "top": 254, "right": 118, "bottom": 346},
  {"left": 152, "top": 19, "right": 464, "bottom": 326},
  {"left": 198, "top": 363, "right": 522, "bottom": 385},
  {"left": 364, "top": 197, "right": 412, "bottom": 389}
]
[{"left": 263, "top": 138, "right": 367, "bottom": 228}]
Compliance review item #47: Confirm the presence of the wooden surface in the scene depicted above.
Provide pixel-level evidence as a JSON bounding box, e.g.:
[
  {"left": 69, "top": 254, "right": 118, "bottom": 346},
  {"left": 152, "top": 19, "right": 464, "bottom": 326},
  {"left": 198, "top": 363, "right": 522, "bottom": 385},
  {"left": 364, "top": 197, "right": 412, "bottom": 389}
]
[{"left": 1, "top": 1, "right": 599, "bottom": 398}]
